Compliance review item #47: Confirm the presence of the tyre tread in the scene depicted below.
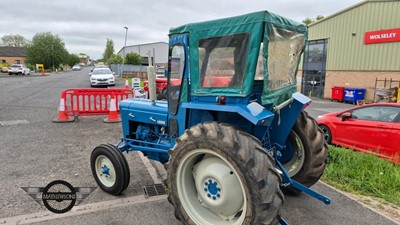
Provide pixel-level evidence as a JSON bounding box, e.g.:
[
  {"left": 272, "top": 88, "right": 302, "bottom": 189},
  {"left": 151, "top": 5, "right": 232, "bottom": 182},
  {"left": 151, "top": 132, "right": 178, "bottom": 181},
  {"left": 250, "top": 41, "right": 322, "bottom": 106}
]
[
  {"left": 166, "top": 122, "right": 283, "bottom": 225},
  {"left": 283, "top": 111, "right": 328, "bottom": 194}
]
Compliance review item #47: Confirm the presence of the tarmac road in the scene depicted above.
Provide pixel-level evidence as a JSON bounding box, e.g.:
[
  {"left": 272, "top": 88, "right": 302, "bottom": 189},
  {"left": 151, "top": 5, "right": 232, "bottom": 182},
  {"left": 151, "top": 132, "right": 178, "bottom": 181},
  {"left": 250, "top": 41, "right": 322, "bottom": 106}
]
[{"left": 0, "top": 69, "right": 398, "bottom": 225}]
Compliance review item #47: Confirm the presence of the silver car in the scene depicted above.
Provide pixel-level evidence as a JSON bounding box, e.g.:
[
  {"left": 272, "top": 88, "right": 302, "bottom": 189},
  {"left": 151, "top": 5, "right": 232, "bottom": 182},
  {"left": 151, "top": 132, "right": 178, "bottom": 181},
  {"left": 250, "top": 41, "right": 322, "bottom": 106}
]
[
  {"left": 72, "top": 64, "right": 81, "bottom": 71},
  {"left": 8, "top": 64, "right": 30, "bottom": 75},
  {"left": 89, "top": 68, "right": 115, "bottom": 87}
]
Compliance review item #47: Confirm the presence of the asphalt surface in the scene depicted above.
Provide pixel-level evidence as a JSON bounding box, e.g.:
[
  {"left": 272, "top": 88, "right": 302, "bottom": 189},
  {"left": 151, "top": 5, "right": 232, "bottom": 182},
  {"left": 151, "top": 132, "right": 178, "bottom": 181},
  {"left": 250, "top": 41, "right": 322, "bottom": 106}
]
[{"left": 0, "top": 69, "right": 398, "bottom": 225}]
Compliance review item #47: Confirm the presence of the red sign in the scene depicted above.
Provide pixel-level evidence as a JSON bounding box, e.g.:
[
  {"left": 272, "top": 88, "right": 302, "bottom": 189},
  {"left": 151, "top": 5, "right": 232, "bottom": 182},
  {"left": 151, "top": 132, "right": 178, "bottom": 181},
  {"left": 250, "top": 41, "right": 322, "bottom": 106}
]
[{"left": 364, "top": 28, "right": 400, "bottom": 44}]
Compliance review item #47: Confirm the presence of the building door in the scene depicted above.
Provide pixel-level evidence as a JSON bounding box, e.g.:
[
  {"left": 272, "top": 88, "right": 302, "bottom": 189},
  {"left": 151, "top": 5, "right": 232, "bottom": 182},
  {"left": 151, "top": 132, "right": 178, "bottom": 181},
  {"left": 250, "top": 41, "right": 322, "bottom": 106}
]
[{"left": 302, "top": 39, "right": 328, "bottom": 98}]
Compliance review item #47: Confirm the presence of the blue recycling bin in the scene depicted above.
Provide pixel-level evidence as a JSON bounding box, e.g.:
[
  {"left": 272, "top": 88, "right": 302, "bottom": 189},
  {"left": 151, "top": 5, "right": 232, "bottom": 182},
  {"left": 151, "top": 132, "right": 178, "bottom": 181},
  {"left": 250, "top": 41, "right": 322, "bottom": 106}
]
[{"left": 344, "top": 88, "right": 366, "bottom": 104}]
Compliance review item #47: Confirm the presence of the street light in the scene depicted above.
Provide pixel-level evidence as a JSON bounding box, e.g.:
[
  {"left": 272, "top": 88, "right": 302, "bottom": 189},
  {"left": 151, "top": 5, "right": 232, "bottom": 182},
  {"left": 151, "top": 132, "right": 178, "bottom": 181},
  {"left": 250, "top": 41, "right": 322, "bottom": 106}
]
[{"left": 123, "top": 26, "right": 128, "bottom": 58}]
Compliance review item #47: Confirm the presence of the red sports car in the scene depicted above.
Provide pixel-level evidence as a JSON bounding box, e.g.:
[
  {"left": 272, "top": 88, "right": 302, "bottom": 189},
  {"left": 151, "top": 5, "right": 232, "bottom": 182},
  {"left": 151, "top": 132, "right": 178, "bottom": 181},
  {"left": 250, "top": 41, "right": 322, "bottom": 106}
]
[{"left": 316, "top": 103, "right": 400, "bottom": 164}]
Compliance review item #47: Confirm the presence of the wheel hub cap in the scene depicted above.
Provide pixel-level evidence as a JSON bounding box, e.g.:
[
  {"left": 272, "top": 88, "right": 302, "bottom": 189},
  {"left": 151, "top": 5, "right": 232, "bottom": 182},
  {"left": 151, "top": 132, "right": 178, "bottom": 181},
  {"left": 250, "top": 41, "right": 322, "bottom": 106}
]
[
  {"left": 95, "top": 156, "right": 116, "bottom": 187},
  {"left": 192, "top": 156, "right": 244, "bottom": 216},
  {"left": 101, "top": 165, "right": 110, "bottom": 176},
  {"left": 204, "top": 178, "right": 221, "bottom": 200}
]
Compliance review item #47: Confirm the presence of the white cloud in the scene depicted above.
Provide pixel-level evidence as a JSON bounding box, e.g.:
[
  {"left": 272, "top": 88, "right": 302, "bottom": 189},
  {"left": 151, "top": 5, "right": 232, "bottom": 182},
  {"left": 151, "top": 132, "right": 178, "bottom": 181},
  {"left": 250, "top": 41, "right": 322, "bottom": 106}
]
[{"left": 1, "top": 0, "right": 361, "bottom": 59}]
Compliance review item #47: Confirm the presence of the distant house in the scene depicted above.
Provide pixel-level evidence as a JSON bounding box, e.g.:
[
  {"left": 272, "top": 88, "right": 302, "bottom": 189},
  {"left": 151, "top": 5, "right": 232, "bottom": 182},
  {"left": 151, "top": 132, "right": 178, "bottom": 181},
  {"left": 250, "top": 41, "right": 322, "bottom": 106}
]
[
  {"left": 0, "top": 47, "right": 26, "bottom": 65},
  {"left": 78, "top": 53, "right": 90, "bottom": 66}
]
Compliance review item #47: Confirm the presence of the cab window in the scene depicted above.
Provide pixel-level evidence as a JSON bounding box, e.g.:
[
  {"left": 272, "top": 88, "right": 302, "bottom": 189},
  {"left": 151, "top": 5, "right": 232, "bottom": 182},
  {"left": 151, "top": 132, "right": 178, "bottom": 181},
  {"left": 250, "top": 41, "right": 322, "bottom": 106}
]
[
  {"left": 198, "top": 33, "right": 249, "bottom": 88},
  {"left": 168, "top": 44, "right": 185, "bottom": 115}
]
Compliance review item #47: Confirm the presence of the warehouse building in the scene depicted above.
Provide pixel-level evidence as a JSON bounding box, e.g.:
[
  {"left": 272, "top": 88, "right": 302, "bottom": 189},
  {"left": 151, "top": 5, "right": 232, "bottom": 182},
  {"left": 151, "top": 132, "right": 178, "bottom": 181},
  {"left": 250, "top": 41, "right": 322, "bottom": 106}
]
[
  {"left": 298, "top": 0, "right": 400, "bottom": 102},
  {"left": 118, "top": 42, "right": 168, "bottom": 67}
]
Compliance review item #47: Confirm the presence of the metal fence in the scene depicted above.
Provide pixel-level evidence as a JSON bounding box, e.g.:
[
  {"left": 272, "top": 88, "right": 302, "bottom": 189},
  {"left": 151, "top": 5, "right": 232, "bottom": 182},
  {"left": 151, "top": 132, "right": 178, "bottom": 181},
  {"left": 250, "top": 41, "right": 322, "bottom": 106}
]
[{"left": 109, "top": 64, "right": 148, "bottom": 77}]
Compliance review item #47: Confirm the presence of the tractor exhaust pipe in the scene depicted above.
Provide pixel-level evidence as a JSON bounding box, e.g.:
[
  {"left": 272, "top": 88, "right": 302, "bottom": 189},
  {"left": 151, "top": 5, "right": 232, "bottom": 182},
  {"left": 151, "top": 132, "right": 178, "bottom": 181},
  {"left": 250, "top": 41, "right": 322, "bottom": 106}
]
[{"left": 147, "top": 50, "right": 156, "bottom": 105}]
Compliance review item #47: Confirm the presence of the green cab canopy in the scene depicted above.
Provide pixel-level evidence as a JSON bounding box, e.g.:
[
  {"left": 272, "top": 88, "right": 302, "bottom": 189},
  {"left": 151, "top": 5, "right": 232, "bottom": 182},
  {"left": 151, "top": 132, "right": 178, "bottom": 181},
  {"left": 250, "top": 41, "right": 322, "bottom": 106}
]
[{"left": 169, "top": 11, "right": 307, "bottom": 106}]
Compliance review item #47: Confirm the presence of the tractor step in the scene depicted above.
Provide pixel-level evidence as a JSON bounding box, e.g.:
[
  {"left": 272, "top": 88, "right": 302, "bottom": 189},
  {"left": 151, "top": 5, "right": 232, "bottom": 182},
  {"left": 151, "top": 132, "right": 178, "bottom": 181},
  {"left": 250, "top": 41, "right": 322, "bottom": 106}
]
[{"left": 143, "top": 183, "right": 166, "bottom": 198}]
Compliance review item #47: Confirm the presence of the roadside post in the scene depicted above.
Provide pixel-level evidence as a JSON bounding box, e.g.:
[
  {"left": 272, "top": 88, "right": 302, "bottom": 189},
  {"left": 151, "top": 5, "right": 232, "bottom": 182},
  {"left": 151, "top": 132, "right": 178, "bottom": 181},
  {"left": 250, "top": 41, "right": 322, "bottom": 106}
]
[{"left": 36, "top": 64, "right": 45, "bottom": 76}]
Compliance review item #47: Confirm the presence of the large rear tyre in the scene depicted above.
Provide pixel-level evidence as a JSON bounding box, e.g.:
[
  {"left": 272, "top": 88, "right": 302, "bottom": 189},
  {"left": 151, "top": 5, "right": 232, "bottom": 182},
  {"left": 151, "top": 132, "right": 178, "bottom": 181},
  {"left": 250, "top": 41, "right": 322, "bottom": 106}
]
[
  {"left": 281, "top": 111, "right": 328, "bottom": 195},
  {"left": 90, "top": 144, "right": 130, "bottom": 195},
  {"left": 166, "top": 122, "right": 283, "bottom": 225}
]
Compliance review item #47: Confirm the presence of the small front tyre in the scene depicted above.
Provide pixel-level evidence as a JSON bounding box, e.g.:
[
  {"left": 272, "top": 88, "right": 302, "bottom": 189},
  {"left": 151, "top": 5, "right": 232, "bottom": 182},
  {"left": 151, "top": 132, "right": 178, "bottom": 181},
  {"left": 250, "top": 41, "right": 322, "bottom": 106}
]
[{"left": 90, "top": 144, "right": 130, "bottom": 195}]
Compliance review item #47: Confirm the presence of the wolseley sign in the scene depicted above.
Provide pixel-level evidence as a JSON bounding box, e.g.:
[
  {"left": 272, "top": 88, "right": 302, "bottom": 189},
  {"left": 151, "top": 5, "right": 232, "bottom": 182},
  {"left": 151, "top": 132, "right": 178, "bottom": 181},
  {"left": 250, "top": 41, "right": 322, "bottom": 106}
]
[{"left": 364, "top": 28, "right": 400, "bottom": 44}]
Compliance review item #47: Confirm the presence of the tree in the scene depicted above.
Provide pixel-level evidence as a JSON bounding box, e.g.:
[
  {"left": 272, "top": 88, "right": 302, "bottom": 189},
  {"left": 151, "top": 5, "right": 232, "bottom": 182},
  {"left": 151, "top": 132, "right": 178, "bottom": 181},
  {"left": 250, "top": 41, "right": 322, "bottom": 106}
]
[
  {"left": 302, "top": 17, "right": 314, "bottom": 25},
  {"left": 25, "top": 32, "right": 69, "bottom": 70},
  {"left": 106, "top": 54, "right": 123, "bottom": 64},
  {"left": 124, "top": 52, "right": 141, "bottom": 65},
  {"left": 1, "top": 34, "right": 28, "bottom": 47},
  {"left": 316, "top": 15, "right": 325, "bottom": 21},
  {"left": 102, "top": 39, "right": 114, "bottom": 63},
  {"left": 66, "top": 53, "right": 80, "bottom": 67},
  {"left": 302, "top": 15, "right": 325, "bottom": 25}
]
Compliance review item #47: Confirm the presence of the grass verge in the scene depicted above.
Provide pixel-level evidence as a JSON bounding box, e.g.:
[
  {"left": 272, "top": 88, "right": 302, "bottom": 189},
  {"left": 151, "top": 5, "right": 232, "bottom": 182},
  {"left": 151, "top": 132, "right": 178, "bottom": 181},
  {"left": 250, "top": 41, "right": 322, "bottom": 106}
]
[{"left": 321, "top": 146, "right": 400, "bottom": 207}]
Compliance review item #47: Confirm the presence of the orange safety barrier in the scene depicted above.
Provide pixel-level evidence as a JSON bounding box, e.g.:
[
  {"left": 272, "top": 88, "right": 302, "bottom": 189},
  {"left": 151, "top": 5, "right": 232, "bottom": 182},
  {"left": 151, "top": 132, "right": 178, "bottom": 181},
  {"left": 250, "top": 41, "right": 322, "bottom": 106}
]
[{"left": 53, "top": 88, "right": 133, "bottom": 123}]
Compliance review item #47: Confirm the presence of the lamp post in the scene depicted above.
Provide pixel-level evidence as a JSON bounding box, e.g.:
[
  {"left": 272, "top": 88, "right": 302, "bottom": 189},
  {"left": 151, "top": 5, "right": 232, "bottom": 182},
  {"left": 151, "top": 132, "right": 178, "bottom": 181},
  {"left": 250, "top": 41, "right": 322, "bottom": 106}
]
[
  {"left": 123, "top": 26, "right": 128, "bottom": 58},
  {"left": 121, "top": 26, "right": 128, "bottom": 78}
]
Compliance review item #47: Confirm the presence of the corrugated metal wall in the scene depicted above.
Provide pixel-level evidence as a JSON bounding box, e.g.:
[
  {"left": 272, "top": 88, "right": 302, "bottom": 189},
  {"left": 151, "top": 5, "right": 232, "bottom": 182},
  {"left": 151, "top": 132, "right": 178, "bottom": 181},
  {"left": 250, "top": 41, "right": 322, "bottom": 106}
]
[
  {"left": 307, "top": 0, "right": 400, "bottom": 71},
  {"left": 118, "top": 42, "right": 169, "bottom": 64}
]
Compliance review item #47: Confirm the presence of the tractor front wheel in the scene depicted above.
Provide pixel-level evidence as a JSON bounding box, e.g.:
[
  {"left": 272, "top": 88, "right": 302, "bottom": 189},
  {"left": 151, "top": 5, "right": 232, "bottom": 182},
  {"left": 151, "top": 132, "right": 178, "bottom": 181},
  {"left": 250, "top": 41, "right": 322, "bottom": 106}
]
[
  {"left": 90, "top": 144, "right": 130, "bottom": 195},
  {"left": 281, "top": 111, "right": 328, "bottom": 195},
  {"left": 166, "top": 122, "right": 283, "bottom": 225}
]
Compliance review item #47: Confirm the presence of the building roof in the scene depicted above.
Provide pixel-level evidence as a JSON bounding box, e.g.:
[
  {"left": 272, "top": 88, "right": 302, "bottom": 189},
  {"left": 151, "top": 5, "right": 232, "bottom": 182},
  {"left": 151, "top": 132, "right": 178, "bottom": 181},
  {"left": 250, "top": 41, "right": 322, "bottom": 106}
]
[
  {"left": 0, "top": 47, "right": 26, "bottom": 57},
  {"left": 118, "top": 41, "right": 168, "bottom": 55},
  {"left": 125, "top": 41, "right": 168, "bottom": 48},
  {"left": 309, "top": 0, "right": 394, "bottom": 27}
]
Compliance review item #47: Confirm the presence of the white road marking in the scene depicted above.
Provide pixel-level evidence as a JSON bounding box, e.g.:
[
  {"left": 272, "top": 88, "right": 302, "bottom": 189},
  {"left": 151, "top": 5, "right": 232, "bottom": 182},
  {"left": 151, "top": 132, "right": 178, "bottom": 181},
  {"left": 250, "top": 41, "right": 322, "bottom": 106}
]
[
  {"left": 0, "top": 195, "right": 166, "bottom": 225},
  {"left": 137, "top": 152, "right": 162, "bottom": 184},
  {"left": 0, "top": 120, "right": 29, "bottom": 126}
]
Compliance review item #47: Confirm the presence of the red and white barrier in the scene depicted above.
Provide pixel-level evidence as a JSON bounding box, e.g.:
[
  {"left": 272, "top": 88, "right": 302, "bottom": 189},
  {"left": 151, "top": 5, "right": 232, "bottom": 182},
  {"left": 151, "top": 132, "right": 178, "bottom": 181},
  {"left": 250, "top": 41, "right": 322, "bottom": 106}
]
[{"left": 53, "top": 88, "right": 133, "bottom": 123}]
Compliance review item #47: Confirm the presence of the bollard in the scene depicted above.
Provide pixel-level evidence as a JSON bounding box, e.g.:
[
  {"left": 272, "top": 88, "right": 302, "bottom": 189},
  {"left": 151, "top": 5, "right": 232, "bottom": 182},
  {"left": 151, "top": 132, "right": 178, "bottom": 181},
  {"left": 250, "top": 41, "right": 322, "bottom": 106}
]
[
  {"left": 125, "top": 76, "right": 130, "bottom": 89},
  {"left": 104, "top": 93, "right": 121, "bottom": 123},
  {"left": 52, "top": 91, "right": 75, "bottom": 123}
]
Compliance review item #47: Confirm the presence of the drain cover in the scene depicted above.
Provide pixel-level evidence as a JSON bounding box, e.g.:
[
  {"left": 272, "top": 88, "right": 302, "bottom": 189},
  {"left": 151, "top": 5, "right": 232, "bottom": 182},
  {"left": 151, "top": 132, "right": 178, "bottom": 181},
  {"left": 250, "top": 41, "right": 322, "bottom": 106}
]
[{"left": 143, "top": 183, "right": 166, "bottom": 197}]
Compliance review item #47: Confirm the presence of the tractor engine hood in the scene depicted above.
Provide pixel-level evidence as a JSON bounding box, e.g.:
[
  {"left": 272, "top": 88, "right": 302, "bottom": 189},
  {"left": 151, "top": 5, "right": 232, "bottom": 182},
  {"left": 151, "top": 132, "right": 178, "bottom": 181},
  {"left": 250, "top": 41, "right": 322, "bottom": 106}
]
[{"left": 119, "top": 98, "right": 168, "bottom": 137}]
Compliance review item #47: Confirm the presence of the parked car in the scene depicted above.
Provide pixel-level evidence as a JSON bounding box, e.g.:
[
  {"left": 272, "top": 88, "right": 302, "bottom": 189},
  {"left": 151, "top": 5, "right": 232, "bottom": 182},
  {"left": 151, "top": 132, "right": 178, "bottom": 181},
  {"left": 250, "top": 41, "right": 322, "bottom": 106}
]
[
  {"left": 72, "top": 64, "right": 81, "bottom": 71},
  {"left": 89, "top": 67, "right": 115, "bottom": 87},
  {"left": 8, "top": 64, "right": 30, "bottom": 75},
  {"left": 317, "top": 103, "right": 400, "bottom": 164}
]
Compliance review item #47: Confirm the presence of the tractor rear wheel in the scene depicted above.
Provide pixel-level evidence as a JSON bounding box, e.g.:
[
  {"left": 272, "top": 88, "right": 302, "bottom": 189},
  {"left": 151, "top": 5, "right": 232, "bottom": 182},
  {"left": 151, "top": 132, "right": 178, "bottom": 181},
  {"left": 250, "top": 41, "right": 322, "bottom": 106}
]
[
  {"left": 90, "top": 144, "right": 130, "bottom": 195},
  {"left": 281, "top": 111, "right": 328, "bottom": 195},
  {"left": 166, "top": 122, "right": 283, "bottom": 225}
]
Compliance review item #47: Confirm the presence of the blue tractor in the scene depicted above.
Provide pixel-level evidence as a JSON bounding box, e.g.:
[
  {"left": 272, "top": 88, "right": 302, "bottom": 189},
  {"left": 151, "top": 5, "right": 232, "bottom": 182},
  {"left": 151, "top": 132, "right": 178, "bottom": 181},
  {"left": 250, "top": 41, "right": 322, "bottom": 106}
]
[{"left": 91, "top": 11, "right": 330, "bottom": 225}]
